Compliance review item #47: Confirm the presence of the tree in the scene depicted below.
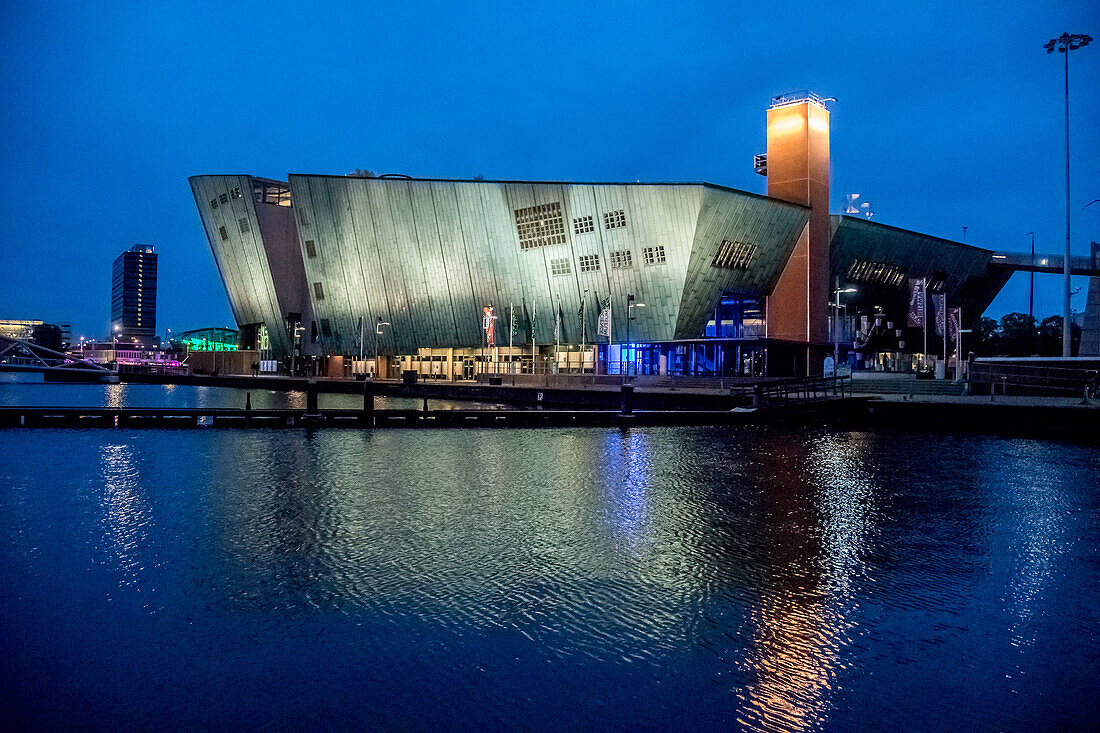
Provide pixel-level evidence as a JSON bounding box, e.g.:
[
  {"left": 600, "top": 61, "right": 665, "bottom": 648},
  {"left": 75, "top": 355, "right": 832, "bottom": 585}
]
[
  {"left": 1037, "top": 316, "right": 1081, "bottom": 356},
  {"left": 998, "top": 312, "right": 1036, "bottom": 356},
  {"left": 346, "top": 169, "right": 376, "bottom": 178},
  {"left": 973, "top": 317, "right": 1001, "bottom": 356},
  {"left": 30, "top": 323, "right": 63, "bottom": 351}
]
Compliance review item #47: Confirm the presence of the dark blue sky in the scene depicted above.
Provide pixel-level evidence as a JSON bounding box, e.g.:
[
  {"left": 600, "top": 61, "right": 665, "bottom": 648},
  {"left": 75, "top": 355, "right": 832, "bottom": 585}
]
[{"left": 1, "top": 1, "right": 1097, "bottom": 339}]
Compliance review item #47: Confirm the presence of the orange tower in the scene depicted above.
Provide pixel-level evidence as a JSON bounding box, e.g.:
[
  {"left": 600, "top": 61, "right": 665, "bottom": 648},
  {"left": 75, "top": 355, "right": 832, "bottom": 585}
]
[{"left": 764, "top": 93, "right": 831, "bottom": 371}]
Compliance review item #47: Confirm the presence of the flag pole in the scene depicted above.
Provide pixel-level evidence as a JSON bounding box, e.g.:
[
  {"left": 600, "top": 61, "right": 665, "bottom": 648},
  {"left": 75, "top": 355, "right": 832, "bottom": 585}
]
[
  {"left": 555, "top": 294, "right": 560, "bottom": 371},
  {"left": 509, "top": 301, "right": 514, "bottom": 373},
  {"left": 580, "top": 290, "right": 586, "bottom": 373},
  {"left": 922, "top": 276, "right": 928, "bottom": 368},
  {"left": 531, "top": 297, "right": 536, "bottom": 375},
  {"left": 942, "top": 294, "right": 947, "bottom": 362},
  {"left": 956, "top": 306, "right": 963, "bottom": 380}
]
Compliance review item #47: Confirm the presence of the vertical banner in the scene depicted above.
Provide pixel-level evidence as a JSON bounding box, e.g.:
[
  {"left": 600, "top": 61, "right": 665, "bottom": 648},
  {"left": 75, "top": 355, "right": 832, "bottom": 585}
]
[
  {"left": 907, "top": 278, "right": 925, "bottom": 328},
  {"left": 578, "top": 290, "right": 587, "bottom": 346},
  {"left": 947, "top": 307, "right": 961, "bottom": 343},
  {"left": 509, "top": 303, "right": 516, "bottom": 347},
  {"left": 483, "top": 306, "right": 495, "bottom": 348},
  {"left": 933, "top": 293, "right": 946, "bottom": 337},
  {"left": 597, "top": 296, "right": 611, "bottom": 337}
]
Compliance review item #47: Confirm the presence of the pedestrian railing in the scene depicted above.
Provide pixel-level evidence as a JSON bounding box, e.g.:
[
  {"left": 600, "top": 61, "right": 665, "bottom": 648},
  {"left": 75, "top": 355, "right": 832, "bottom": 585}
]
[
  {"left": 969, "top": 362, "right": 1099, "bottom": 397},
  {"left": 728, "top": 374, "right": 851, "bottom": 409}
]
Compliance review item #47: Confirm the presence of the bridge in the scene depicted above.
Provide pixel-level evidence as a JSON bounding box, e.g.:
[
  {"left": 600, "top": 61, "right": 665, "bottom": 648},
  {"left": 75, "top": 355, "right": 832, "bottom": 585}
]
[
  {"left": 989, "top": 247, "right": 1100, "bottom": 355},
  {"left": 0, "top": 336, "right": 118, "bottom": 382},
  {"left": 990, "top": 251, "right": 1100, "bottom": 277}
]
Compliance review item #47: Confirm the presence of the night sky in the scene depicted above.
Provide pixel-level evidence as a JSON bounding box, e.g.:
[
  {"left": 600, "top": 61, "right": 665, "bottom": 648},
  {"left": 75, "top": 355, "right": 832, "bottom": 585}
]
[{"left": 1, "top": 1, "right": 1097, "bottom": 340}]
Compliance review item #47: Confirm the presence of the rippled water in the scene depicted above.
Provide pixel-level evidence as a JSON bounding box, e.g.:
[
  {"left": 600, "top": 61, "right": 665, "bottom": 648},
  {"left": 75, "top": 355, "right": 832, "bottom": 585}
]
[{"left": 1, "top": 417, "right": 1098, "bottom": 729}]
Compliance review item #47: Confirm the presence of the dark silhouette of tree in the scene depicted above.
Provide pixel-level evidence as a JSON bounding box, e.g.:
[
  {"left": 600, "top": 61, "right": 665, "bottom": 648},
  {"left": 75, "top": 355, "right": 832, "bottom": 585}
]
[
  {"left": 347, "top": 169, "right": 376, "bottom": 178},
  {"left": 998, "top": 312, "right": 1037, "bottom": 356},
  {"left": 972, "top": 313, "right": 1081, "bottom": 356},
  {"left": 974, "top": 317, "right": 1001, "bottom": 356},
  {"left": 1037, "top": 316, "right": 1081, "bottom": 356}
]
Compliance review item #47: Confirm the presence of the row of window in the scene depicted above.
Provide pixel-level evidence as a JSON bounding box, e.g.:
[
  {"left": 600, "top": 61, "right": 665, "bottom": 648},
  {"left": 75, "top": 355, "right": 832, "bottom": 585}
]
[
  {"left": 210, "top": 182, "right": 292, "bottom": 211},
  {"left": 550, "top": 246, "right": 666, "bottom": 277},
  {"left": 847, "top": 258, "right": 907, "bottom": 287},
  {"left": 572, "top": 209, "right": 628, "bottom": 236},
  {"left": 302, "top": 238, "right": 661, "bottom": 275},
  {"left": 310, "top": 250, "right": 667, "bottom": 301},
  {"left": 513, "top": 202, "right": 631, "bottom": 250},
  {"left": 209, "top": 188, "right": 243, "bottom": 210},
  {"left": 712, "top": 239, "right": 757, "bottom": 270}
]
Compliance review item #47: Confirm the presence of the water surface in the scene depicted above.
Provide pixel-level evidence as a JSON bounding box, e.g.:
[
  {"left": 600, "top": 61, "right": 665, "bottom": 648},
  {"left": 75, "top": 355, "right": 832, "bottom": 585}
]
[{"left": 1, "top": 398, "right": 1098, "bottom": 730}]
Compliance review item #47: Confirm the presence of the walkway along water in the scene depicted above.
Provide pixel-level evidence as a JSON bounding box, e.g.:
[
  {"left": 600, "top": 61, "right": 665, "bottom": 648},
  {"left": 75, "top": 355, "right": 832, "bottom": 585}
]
[{"left": 2, "top": 374, "right": 1097, "bottom": 439}]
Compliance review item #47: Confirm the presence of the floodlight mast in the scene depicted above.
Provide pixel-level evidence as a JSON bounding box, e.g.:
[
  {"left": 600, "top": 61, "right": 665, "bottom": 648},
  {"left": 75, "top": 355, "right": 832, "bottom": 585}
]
[{"left": 1045, "top": 32, "right": 1092, "bottom": 356}]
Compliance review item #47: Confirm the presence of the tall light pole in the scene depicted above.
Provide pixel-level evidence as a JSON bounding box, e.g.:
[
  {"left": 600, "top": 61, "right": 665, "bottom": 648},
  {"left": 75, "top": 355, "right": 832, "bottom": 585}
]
[
  {"left": 375, "top": 317, "right": 390, "bottom": 378},
  {"left": 1045, "top": 32, "right": 1092, "bottom": 356},
  {"left": 624, "top": 293, "right": 645, "bottom": 381},
  {"left": 1026, "top": 232, "right": 1036, "bottom": 351}
]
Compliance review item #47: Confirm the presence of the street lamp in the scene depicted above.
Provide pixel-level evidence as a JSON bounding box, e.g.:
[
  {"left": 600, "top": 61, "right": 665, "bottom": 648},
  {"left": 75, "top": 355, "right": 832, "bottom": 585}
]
[
  {"left": 624, "top": 294, "right": 645, "bottom": 379},
  {"left": 290, "top": 322, "right": 304, "bottom": 376},
  {"left": 1045, "top": 31, "right": 1092, "bottom": 356},
  {"left": 833, "top": 283, "right": 857, "bottom": 374},
  {"left": 375, "top": 317, "right": 390, "bottom": 378},
  {"left": 955, "top": 328, "right": 973, "bottom": 382}
]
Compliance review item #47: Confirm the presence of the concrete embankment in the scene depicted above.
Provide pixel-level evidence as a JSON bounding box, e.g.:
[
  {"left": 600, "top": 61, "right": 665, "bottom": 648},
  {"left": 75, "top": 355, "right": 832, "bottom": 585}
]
[{"left": 837, "top": 397, "right": 1099, "bottom": 440}]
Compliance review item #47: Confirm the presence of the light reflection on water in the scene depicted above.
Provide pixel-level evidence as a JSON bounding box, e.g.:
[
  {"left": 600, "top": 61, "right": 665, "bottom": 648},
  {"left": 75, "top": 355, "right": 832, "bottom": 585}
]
[{"left": 0, "top": 425, "right": 1098, "bottom": 730}]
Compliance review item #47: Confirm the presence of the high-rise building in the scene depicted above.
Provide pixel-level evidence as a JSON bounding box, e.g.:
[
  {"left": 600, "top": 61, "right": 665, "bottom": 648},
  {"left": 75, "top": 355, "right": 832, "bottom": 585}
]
[{"left": 111, "top": 244, "right": 157, "bottom": 343}]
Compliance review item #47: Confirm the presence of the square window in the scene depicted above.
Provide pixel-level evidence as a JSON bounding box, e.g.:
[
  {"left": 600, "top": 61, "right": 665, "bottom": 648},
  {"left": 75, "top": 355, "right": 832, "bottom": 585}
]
[
  {"left": 573, "top": 215, "right": 594, "bottom": 235},
  {"left": 603, "top": 209, "right": 627, "bottom": 229},
  {"left": 643, "top": 245, "right": 666, "bottom": 265},
  {"left": 305, "top": 240, "right": 317, "bottom": 258},
  {"left": 550, "top": 258, "right": 571, "bottom": 276},
  {"left": 609, "top": 250, "right": 632, "bottom": 269},
  {"left": 230, "top": 187, "right": 242, "bottom": 199},
  {"left": 219, "top": 193, "right": 228, "bottom": 204},
  {"left": 578, "top": 254, "right": 600, "bottom": 272},
  {"left": 515, "top": 202, "right": 566, "bottom": 250},
  {"left": 218, "top": 226, "right": 228, "bottom": 241},
  {"left": 320, "top": 319, "right": 332, "bottom": 337},
  {"left": 313, "top": 282, "right": 325, "bottom": 300},
  {"left": 210, "top": 198, "right": 218, "bottom": 210},
  {"left": 238, "top": 217, "right": 250, "bottom": 233}
]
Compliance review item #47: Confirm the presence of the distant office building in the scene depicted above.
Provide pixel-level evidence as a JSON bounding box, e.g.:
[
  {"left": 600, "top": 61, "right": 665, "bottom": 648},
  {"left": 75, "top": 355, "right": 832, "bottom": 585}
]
[
  {"left": 111, "top": 245, "right": 158, "bottom": 343},
  {"left": 0, "top": 319, "right": 44, "bottom": 341}
]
